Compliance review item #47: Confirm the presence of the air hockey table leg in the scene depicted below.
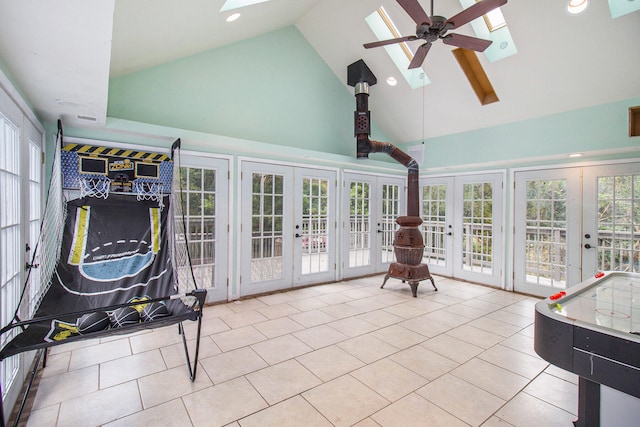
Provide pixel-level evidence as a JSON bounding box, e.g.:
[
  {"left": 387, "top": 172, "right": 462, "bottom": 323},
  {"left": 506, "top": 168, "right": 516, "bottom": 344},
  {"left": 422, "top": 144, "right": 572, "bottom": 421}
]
[{"left": 573, "top": 377, "right": 600, "bottom": 427}]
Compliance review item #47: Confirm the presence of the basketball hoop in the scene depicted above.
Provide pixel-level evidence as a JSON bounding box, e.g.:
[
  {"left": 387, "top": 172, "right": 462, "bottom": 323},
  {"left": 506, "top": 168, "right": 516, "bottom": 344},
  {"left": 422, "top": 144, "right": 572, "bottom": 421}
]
[
  {"left": 79, "top": 176, "right": 111, "bottom": 199},
  {"left": 134, "top": 178, "right": 164, "bottom": 208}
]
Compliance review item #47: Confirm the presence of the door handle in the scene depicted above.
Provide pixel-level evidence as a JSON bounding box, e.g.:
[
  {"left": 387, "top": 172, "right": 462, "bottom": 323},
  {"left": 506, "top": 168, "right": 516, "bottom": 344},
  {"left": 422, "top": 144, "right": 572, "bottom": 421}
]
[
  {"left": 377, "top": 230, "right": 383, "bottom": 233},
  {"left": 584, "top": 243, "right": 593, "bottom": 249},
  {"left": 295, "top": 233, "right": 302, "bottom": 238},
  {"left": 25, "top": 262, "right": 40, "bottom": 270},
  {"left": 446, "top": 232, "right": 452, "bottom": 236}
]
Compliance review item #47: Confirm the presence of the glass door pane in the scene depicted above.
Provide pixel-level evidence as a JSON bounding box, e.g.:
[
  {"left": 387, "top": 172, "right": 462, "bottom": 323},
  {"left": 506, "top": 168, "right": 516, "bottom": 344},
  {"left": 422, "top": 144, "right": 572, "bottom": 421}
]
[
  {"left": 523, "top": 179, "right": 568, "bottom": 287},
  {"left": 178, "top": 156, "right": 229, "bottom": 303},
  {"left": 300, "top": 177, "right": 328, "bottom": 274},
  {"left": 349, "top": 180, "right": 371, "bottom": 269},
  {"left": 583, "top": 164, "right": 640, "bottom": 278},
  {"left": 241, "top": 162, "right": 293, "bottom": 296},
  {"left": 251, "top": 172, "right": 285, "bottom": 282},
  {"left": 343, "top": 173, "right": 405, "bottom": 279},
  {"left": 514, "top": 168, "right": 581, "bottom": 296},
  {"left": 380, "top": 183, "right": 399, "bottom": 265},
  {"left": 461, "top": 182, "right": 494, "bottom": 274},
  {"left": 27, "top": 139, "right": 42, "bottom": 314},
  {"left": 454, "top": 173, "right": 504, "bottom": 287},
  {"left": 420, "top": 177, "right": 454, "bottom": 276}
]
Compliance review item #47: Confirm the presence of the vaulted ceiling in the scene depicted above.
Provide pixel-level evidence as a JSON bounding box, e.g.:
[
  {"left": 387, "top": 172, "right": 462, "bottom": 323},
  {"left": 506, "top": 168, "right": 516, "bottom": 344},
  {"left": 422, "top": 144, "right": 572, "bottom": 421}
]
[{"left": 1, "top": 0, "right": 639, "bottom": 143}]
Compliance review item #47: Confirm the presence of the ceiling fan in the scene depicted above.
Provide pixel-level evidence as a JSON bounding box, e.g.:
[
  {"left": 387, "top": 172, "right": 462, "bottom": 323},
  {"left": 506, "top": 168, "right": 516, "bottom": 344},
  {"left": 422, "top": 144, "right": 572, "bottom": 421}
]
[{"left": 364, "top": 0, "right": 507, "bottom": 69}]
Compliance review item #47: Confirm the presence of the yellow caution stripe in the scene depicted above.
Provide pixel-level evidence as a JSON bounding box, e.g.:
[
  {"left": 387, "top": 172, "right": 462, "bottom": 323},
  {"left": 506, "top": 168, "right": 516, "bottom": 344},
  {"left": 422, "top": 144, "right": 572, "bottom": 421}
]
[
  {"left": 150, "top": 208, "right": 161, "bottom": 253},
  {"left": 62, "top": 143, "right": 170, "bottom": 162},
  {"left": 68, "top": 206, "right": 90, "bottom": 266}
]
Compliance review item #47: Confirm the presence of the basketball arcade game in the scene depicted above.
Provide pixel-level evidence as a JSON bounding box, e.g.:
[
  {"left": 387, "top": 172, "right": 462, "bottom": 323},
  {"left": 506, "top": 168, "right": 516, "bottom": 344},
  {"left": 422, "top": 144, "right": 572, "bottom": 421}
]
[{"left": 0, "top": 122, "right": 206, "bottom": 427}]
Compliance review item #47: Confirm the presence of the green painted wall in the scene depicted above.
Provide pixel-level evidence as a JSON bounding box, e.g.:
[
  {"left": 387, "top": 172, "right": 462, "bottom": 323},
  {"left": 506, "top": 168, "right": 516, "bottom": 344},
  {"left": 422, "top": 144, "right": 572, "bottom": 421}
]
[
  {"left": 407, "top": 97, "right": 640, "bottom": 171},
  {"left": 108, "top": 26, "right": 389, "bottom": 157}
]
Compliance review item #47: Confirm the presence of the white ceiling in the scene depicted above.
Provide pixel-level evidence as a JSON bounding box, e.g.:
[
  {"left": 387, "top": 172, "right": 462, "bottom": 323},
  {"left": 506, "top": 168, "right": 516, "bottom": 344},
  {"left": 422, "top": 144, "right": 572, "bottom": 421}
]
[{"left": 1, "top": 0, "right": 639, "bottom": 143}]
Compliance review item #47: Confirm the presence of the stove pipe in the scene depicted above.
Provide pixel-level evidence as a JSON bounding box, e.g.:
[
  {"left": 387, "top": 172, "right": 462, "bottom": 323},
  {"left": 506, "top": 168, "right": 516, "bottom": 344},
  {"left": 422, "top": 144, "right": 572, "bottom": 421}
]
[{"left": 352, "top": 81, "right": 420, "bottom": 217}]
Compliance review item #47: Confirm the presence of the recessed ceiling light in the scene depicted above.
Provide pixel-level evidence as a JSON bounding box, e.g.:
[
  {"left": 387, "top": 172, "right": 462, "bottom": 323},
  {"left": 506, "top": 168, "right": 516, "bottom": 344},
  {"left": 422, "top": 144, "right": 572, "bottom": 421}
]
[
  {"left": 386, "top": 76, "right": 397, "bottom": 86},
  {"left": 568, "top": 153, "right": 583, "bottom": 158},
  {"left": 226, "top": 12, "right": 241, "bottom": 22},
  {"left": 567, "top": 0, "right": 589, "bottom": 15}
]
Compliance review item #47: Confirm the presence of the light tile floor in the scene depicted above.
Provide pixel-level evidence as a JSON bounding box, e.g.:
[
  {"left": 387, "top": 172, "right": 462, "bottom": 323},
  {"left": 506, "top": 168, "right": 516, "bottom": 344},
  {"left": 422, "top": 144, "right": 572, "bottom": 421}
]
[{"left": 23, "top": 275, "right": 579, "bottom": 426}]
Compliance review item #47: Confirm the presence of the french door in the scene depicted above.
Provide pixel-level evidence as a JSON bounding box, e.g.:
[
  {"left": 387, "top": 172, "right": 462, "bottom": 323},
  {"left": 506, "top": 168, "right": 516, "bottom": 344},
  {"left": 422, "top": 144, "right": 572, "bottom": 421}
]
[
  {"left": 342, "top": 172, "right": 405, "bottom": 279},
  {"left": 513, "top": 168, "right": 582, "bottom": 296},
  {"left": 294, "top": 169, "right": 337, "bottom": 285},
  {"left": 179, "top": 156, "right": 229, "bottom": 303},
  {"left": 420, "top": 173, "right": 504, "bottom": 287},
  {"left": 582, "top": 163, "right": 640, "bottom": 278},
  {"left": 0, "top": 91, "right": 43, "bottom": 418},
  {"left": 240, "top": 162, "right": 336, "bottom": 296},
  {"left": 513, "top": 163, "right": 640, "bottom": 297}
]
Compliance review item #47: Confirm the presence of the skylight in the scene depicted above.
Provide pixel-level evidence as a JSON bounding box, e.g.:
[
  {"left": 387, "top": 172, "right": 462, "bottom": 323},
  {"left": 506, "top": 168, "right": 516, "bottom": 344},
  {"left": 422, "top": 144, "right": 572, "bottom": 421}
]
[
  {"left": 483, "top": 6, "right": 507, "bottom": 31},
  {"left": 608, "top": 0, "right": 640, "bottom": 19},
  {"left": 220, "top": 0, "right": 270, "bottom": 12},
  {"left": 460, "top": 0, "right": 516, "bottom": 63},
  {"left": 365, "top": 7, "right": 430, "bottom": 90}
]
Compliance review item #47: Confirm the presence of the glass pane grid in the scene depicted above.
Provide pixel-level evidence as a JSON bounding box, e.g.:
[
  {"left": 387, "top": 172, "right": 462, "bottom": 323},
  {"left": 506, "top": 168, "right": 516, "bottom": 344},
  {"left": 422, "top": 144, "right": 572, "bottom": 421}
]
[
  {"left": 381, "top": 184, "right": 399, "bottom": 264},
  {"left": 524, "top": 179, "right": 568, "bottom": 287},
  {"left": 301, "top": 177, "right": 329, "bottom": 275},
  {"left": 349, "top": 181, "right": 371, "bottom": 268},
  {"left": 462, "top": 182, "right": 493, "bottom": 274},
  {"left": 597, "top": 175, "right": 639, "bottom": 272},
  {"left": 422, "top": 185, "right": 447, "bottom": 266},
  {"left": 251, "top": 173, "right": 284, "bottom": 282},
  {"left": 180, "top": 167, "right": 217, "bottom": 288}
]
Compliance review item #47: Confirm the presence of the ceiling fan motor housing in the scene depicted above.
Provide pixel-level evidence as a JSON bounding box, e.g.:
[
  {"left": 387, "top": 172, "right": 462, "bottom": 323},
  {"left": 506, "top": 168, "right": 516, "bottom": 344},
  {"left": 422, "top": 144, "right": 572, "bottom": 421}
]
[{"left": 416, "top": 15, "right": 448, "bottom": 41}]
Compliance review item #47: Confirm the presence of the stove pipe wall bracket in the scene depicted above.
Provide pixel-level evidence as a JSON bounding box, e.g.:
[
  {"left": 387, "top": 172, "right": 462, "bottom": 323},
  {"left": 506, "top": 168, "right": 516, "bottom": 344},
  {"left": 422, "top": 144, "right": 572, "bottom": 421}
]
[{"left": 347, "top": 59, "right": 437, "bottom": 296}]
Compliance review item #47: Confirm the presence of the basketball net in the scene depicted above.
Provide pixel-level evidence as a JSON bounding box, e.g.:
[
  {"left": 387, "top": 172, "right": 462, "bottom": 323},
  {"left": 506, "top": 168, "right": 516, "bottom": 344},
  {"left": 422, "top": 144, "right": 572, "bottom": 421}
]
[
  {"left": 133, "top": 178, "right": 164, "bottom": 209},
  {"left": 79, "top": 176, "right": 111, "bottom": 199}
]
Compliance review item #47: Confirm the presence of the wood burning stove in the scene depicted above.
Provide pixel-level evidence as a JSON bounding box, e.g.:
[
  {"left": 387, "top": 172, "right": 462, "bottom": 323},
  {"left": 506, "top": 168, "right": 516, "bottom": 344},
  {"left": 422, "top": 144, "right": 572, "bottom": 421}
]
[{"left": 348, "top": 60, "right": 437, "bottom": 297}]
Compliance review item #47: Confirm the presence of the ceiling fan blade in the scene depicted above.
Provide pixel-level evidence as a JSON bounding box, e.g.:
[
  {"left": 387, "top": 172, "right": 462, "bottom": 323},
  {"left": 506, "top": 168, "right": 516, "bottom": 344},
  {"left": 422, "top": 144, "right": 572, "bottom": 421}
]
[
  {"left": 397, "top": 0, "right": 432, "bottom": 26},
  {"left": 409, "top": 43, "right": 431, "bottom": 69},
  {"left": 442, "top": 33, "right": 492, "bottom": 52},
  {"left": 445, "top": 0, "right": 507, "bottom": 30},
  {"left": 363, "top": 35, "right": 416, "bottom": 49}
]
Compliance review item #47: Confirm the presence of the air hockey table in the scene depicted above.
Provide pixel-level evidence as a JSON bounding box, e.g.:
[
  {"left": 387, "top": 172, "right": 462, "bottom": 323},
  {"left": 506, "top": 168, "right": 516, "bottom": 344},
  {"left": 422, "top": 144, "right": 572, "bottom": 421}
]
[{"left": 535, "top": 271, "right": 640, "bottom": 427}]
